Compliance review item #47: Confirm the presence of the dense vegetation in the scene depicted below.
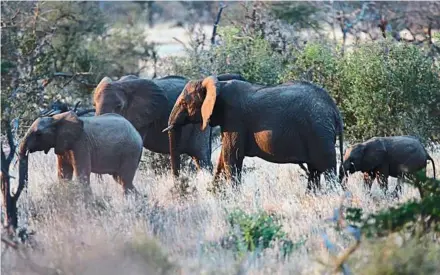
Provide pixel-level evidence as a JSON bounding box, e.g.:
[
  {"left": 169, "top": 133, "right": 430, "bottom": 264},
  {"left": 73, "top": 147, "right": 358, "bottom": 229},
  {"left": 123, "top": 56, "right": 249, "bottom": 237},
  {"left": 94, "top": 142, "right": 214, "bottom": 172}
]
[{"left": 1, "top": 1, "right": 440, "bottom": 274}]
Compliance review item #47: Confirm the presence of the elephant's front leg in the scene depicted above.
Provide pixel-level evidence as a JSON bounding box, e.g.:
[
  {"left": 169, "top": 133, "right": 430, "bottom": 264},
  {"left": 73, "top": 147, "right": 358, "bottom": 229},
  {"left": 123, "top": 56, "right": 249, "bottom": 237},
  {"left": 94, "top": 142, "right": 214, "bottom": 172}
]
[
  {"left": 220, "top": 133, "right": 245, "bottom": 188},
  {"left": 57, "top": 155, "right": 73, "bottom": 183},
  {"left": 391, "top": 174, "right": 404, "bottom": 199},
  {"left": 213, "top": 150, "right": 225, "bottom": 183},
  {"left": 72, "top": 158, "right": 93, "bottom": 201},
  {"left": 377, "top": 172, "right": 389, "bottom": 196}
]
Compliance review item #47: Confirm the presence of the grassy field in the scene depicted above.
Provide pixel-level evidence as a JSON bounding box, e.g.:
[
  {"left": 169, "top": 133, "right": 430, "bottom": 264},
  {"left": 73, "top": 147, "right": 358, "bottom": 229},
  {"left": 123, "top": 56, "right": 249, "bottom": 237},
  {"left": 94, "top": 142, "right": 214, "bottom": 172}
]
[{"left": 2, "top": 140, "right": 439, "bottom": 275}]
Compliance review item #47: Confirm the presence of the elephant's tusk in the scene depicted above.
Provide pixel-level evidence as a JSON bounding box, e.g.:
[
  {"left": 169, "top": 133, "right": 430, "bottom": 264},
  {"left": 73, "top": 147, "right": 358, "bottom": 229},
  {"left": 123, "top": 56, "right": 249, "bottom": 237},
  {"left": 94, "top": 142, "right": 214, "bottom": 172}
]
[{"left": 162, "top": 125, "right": 174, "bottom": 132}]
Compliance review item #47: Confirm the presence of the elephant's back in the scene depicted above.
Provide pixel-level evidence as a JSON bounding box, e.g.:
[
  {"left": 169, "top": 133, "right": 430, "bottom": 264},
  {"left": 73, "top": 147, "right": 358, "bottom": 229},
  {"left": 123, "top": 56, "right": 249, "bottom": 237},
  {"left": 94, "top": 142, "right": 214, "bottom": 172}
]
[
  {"left": 251, "top": 83, "right": 339, "bottom": 135},
  {"left": 385, "top": 136, "right": 429, "bottom": 174},
  {"left": 154, "top": 78, "right": 188, "bottom": 111},
  {"left": 82, "top": 115, "right": 143, "bottom": 150}
]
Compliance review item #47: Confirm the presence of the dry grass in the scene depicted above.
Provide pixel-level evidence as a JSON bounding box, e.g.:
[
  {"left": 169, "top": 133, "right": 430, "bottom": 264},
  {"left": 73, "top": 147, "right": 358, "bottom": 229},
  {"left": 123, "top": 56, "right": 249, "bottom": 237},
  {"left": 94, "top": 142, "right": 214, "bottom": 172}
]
[{"left": 1, "top": 145, "right": 439, "bottom": 275}]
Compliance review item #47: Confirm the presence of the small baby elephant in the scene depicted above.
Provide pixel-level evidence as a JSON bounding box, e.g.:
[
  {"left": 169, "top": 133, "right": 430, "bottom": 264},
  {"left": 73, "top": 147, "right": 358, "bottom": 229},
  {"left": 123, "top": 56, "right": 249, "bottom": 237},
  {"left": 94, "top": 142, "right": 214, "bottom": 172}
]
[{"left": 340, "top": 135, "right": 436, "bottom": 197}]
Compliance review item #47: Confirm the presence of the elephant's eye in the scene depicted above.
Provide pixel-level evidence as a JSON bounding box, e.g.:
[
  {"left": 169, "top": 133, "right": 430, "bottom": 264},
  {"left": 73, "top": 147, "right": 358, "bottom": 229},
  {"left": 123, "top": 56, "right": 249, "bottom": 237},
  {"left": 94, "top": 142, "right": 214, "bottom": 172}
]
[{"left": 35, "top": 131, "right": 42, "bottom": 137}]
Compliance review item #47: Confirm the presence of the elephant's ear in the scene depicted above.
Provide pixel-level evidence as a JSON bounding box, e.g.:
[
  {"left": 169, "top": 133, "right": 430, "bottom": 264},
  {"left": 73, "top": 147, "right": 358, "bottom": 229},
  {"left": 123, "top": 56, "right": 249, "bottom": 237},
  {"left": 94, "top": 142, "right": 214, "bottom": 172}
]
[
  {"left": 53, "top": 111, "right": 84, "bottom": 155},
  {"left": 200, "top": 76, "right": 219, "bottom": 131},
  {"left": 118, "top": 79, "right": 168, "bottom": 130},
  {"left": 93, "top": 76, "right": 113, "bottom": 100},
  {"left": 95, "top": 76, "right": 112, "bottom": 91},
  {"left": 362, "top": 138, "right": 387, "bottom": 170}
]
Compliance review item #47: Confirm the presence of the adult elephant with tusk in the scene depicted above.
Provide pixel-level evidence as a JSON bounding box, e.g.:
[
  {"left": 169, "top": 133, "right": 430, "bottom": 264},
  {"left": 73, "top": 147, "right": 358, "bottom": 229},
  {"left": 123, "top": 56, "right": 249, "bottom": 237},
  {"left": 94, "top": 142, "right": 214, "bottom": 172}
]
[
  {"left": 93, "top": 73, "right": 246, "bottom": 178},
  {"left": 165, "top": 75, "right": 345, "bottom": 193},
  {"left": 17, "top": 111, "right": 143, "bottom": 198}
]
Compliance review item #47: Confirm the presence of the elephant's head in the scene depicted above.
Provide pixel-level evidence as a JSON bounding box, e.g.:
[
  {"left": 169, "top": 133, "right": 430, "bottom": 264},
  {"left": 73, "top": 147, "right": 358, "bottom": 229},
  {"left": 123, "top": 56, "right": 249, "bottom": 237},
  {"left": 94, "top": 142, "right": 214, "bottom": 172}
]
[
  {"left": 93, "top": 76, "right": 168, "bottom": 131},
  {"left": 163, "top": 75, "right": 219, "bottom": 177},
  {"left": 340, "top": 138, "right": 386, "bottom": 180},
  {"left": 18, "top": 111, "right": 84, "bottom": 187},
  {"left": 165, "top": 75, "right": 219, "bottom": 132},
  {"left": 19, "top": 111, "right": 84, "bottom": 157}
]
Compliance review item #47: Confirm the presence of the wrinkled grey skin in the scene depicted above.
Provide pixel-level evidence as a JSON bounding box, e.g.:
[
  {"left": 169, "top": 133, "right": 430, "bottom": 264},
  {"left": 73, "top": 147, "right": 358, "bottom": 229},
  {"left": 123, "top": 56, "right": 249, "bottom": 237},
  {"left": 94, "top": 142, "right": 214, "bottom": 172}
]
[
  {"left": 341, "top": 135, "right": 437, "bottom": 197},
  {"left": 93, "top": 73, "right": 246, "bottom": 177},
  {"left": 18, "top": 111, "right": 143, "bottom": 197},
  {"left": 166, "top": 76, "right": 345, "bottom": 192}
]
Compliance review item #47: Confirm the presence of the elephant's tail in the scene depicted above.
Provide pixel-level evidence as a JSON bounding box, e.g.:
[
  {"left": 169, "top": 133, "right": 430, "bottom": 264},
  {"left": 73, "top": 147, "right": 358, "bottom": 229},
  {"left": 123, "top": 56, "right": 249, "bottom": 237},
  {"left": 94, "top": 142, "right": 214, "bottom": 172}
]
[
  {"left": 337, "top": 112, "right": 344, "bottom": 166},
  {"left": 427, "top": 154, "right": 436, "bottom": 179}
]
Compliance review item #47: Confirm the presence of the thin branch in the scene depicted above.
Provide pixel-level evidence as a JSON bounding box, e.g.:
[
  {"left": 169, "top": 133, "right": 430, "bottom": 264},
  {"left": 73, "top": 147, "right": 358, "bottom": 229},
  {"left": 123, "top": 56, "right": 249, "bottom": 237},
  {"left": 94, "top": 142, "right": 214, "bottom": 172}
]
[
  {"left": 172, "top": 37, "right": 189, "bottom": 51},
  {"left": 211, "top": 4, "right": 227, "bottom": 45}
]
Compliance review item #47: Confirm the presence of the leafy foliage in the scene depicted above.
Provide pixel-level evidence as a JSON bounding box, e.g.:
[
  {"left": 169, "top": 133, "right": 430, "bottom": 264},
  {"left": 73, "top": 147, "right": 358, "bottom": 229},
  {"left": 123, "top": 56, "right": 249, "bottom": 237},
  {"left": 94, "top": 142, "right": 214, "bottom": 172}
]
[
  {"left": 281, "top": 40, "right": 440, "bottom": 143},
  {"left": 1, "top": 1, "right": 155, "bottom": 135},
  {"left": 225, "top": 209, "right": 300, "bottom": 258},
  {"left": 338, "top": 40, "right": 440, "bottom": 142}
]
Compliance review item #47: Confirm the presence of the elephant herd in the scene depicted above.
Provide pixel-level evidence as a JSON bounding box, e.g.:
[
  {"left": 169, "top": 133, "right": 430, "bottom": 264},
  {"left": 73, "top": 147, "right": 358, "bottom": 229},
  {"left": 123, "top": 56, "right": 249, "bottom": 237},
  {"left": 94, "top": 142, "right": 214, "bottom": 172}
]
[{"left": 17, "top": 73, "right": 436, "bottom": 199}]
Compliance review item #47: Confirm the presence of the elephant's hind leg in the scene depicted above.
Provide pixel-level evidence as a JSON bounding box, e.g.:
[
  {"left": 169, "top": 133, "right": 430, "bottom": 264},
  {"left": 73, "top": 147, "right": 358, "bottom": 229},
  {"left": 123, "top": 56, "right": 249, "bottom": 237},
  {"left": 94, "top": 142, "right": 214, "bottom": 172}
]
[
  {"left": 363, "top": 171, "right": 375, "bottom": 192},
  {"left": 116, "top": 161, "right": 140, "bottom": 197},
  {"left": 306, "top": 166, "right": 321, "bottom": 194}
]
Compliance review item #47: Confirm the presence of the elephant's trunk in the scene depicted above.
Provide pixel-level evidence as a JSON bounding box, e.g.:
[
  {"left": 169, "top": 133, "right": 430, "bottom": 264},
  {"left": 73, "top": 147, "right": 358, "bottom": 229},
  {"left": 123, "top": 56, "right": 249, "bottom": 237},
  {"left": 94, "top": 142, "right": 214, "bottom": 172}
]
[
  {"left": 168, "top": 129, "right": 181, "bottom": 178},
  {"left": 165, "top": 98, "right": 188, "bottom": 178}
]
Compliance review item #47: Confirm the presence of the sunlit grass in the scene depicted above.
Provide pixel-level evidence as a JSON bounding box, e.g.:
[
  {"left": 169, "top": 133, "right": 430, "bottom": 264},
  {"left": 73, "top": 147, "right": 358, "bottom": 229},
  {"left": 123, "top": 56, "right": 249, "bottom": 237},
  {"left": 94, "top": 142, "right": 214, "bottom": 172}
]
[{"left": 1, "top": 145, "right": 438, "bottom": 274}]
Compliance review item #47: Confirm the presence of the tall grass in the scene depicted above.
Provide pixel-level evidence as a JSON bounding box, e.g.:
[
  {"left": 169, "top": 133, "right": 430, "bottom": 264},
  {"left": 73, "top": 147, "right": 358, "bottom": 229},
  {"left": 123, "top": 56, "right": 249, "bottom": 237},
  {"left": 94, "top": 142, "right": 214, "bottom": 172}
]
[{"left": 1, "top": 145, "right": 438, "bottom": 274}]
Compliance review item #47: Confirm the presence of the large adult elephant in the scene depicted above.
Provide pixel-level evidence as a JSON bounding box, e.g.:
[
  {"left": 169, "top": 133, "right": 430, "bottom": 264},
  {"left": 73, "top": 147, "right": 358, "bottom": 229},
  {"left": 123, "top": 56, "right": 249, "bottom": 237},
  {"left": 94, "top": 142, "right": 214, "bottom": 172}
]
[
  {"left": 93, "top": 73, "right": 246, "bottom": 177},
  {"left": 164, "top": 76, "right": 345, "bottom": 192}
]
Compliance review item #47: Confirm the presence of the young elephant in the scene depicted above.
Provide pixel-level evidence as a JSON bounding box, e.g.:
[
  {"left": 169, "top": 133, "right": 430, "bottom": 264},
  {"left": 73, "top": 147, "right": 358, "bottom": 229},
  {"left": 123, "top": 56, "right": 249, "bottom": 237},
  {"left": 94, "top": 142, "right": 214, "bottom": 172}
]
[
  {"left": 340, "top": 136, "right": 436, "bottom": 197},
  {"left": 164, "top": 76, "right": 345, "bottom": 192},
  {"left": 18, "top": 111, "right": 143, "bottom": 197}
]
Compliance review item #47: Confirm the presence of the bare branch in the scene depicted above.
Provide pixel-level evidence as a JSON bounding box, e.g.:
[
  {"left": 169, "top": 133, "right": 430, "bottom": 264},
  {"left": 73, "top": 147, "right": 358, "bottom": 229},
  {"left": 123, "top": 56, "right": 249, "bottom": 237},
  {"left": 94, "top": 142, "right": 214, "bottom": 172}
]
[
  {"left": 211, "top": 4, "right": 227, "bottom": 45},
  {"left": 172, "top": 37, "right": 189, "bottom": 51}
]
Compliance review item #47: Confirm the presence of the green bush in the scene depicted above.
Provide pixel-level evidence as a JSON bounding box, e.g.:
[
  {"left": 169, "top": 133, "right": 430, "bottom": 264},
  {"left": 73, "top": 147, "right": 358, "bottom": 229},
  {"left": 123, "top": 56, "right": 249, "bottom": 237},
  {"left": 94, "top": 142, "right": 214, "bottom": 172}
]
[
  {"left": 339, "top": 40, "right": 440, "bottom": 142},
  {"left": 280, "top": 41, "right": 343, "bottom": 103},
  {"left": 281, "top": 40, "right": 440, "bottom": 143},
  {"left": 225, "top": 208, "right": 300, "bottom": 258},
  {"left": 167, "top": 26, "right": 285, "bottom": 85}
]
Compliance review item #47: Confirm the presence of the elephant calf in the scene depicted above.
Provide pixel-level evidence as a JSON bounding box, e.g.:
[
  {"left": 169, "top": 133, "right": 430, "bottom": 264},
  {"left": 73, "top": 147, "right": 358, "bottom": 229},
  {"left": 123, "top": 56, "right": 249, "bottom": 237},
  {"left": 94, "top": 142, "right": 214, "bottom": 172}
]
[
  {"left": 340, "top": 135, "right": 436, "bottom": 197},
  {"left": 18, "top": 111, "right": 143, "bottom": 197}
]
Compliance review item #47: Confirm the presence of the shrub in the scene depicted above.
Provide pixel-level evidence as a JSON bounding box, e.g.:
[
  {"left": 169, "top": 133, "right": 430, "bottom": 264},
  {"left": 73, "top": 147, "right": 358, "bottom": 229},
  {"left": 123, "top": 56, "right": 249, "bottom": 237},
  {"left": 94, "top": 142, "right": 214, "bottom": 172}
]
[
  {"left": 338, "top": 40, "right": 440, "bottom": 142},
  {"left": 280, "top": 41, "right": 343, "bottom": 103},
  {"left": 166, "top": 26, "right": 286, "bottom": 85},
  {"left": 224, "top": 208, "right": 300, "bottom": 258},
  {"left": 282, "top": 39, "right": 440, "bottom": 143}
]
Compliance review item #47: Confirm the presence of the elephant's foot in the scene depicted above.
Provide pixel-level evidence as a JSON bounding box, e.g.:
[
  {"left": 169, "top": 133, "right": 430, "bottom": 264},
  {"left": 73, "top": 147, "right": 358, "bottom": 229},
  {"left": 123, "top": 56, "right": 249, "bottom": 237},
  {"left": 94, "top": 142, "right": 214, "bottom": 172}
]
[{"left": 170, "top": 175, "right": 196, "bottom": 198}]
